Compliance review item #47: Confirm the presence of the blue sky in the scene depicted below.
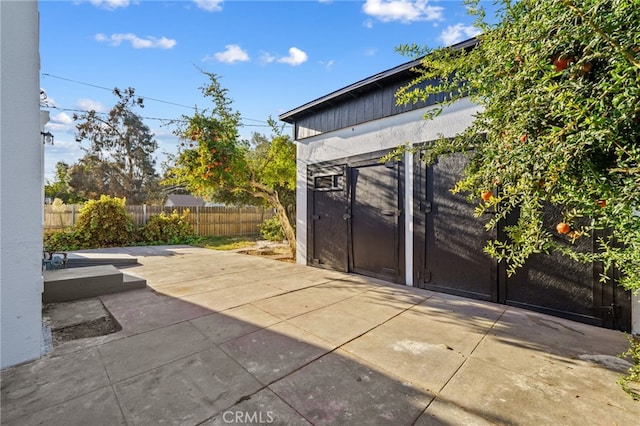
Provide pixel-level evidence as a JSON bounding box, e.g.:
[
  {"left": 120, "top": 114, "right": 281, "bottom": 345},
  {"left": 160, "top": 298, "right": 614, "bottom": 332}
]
[{"left": 40, "top": 0, "right": 494, "bottom": 180}]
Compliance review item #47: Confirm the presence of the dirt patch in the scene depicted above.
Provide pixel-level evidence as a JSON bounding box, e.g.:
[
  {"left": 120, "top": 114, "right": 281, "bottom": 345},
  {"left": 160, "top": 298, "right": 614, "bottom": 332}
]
[
  {"left": 43, "top": 299, "right": 121, "bottom": 346},
  {"left": 234, "top": 240, "right": 294, "bottom": 263},
  {"left": 50, "top": 317, "right": 120, "bottom": 346}
]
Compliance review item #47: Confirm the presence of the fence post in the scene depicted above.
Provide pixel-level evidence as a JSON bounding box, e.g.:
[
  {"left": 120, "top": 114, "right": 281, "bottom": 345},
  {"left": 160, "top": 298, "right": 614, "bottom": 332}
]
[
  {"left": 196, "top": 205, "right": 200, "bottom": 236},
  {"left": 71, "top": 204, "right": 76, "bottom": 227},
  {"left": 143, "top": 204, "right": 147, "bottom": 225}
]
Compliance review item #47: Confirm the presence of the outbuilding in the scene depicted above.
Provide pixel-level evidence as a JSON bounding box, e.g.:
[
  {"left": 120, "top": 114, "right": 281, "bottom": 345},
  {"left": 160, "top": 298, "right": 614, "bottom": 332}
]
[
  {"left": 280, "top": 38, "right": 635, "bottom": 333},
  {"left": 164, "top": 193, "right": 206, "bottom": 208}
]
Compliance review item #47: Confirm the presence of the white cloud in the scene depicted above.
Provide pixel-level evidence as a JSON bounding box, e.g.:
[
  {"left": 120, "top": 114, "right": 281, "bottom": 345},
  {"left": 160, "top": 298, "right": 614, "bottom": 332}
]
[
  {"left": 323, "top": 59, "right": 335, "bottom": 70},
  {"left": 438, "top": 23, "right": 481, "bottom": 46},
  {"left": 277, "top": 47, "right": 308, "bottom": 66},
  {"left": 52, "top": 112, "right": 73, "bottom": 125},
  {"left": 362, "top": 0, "right": 444, "bottom": 23},
  {"left": 45, "top": 112, "right": 75, "bottom": 133},
  {"left": 76, "top": 98, "right": 106, "bottom": 113},
  {"left": 209, "top": 44, "right": 250, "bottom": 64},
  {"left": 95, "top": 33, "right": 177, "bottom": 49},
  {"left": 318, "top": 59, "right": 335, "bottom": 70},
  {"left": 88, "top": 0, "right": 132, "bottom": 10},
  {"left": 363, "top": 19, "right": 374, "bottom": 29},
  {"left": 193, "top": 0, "right": 223, "bottom": 12},
  {"left": 44, "top": 139, "right": 85, "bottom": 181},
  {"left": 259, "top": 51, "right": 276, "bottom": 65},
  {"left": 150, "top": 127, "right": 175, "bottom": 139}
]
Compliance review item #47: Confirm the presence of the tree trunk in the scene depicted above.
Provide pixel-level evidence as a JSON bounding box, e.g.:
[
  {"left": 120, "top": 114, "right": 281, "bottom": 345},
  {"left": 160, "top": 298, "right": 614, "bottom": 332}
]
[
  {"left": 250, "top": 182, "right": 296, "bottom": 258},
  {"left": 269, "top": 192, "right": 297, "bottom": 259}
]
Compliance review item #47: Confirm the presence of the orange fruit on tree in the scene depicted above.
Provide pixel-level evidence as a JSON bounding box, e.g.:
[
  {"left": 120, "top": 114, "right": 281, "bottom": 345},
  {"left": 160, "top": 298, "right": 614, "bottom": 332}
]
[
  {"left": 481, "top": 190, "right": 493, "bottom": 201},
  {"left": 556, "top": 222, "right": 570, "bottom": 234},
  {"left": 519, "top": 134, "right": 528, "bottom": 142},
  {"left": 596, "top": 199, "right": 607, "bottom": 208},
  {"left": 553, "top": 55, "right": 574, "bottom": 71}
]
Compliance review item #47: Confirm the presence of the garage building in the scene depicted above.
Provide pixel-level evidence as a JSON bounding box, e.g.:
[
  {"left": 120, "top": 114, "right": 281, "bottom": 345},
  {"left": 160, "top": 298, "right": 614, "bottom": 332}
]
[{"left": 279, "top": 38, "right": 633, "bottom": 332}]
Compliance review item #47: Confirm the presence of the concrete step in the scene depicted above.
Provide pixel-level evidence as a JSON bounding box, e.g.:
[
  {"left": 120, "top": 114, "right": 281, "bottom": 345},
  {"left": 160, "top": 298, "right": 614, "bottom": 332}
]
[
  {"left": 123, "top": 273, "right": 147, "bottom": 289},
  {"left": 66, "top": 253, "right": 139, "bottom": 268},
  {"left": 43, "top": 265, "right": 146, "bottom": 303}
]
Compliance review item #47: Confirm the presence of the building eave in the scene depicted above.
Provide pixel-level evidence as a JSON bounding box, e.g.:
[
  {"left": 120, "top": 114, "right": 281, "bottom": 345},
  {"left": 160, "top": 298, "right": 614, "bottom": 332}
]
[{"left": 278, "top": 37, "right": 479, "bottom": 124}]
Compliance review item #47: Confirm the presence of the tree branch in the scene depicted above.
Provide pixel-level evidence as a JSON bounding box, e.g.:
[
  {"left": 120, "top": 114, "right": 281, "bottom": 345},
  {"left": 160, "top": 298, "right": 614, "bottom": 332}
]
[{"left": 563, "top": 0, "right": 640, "bottom": 70}]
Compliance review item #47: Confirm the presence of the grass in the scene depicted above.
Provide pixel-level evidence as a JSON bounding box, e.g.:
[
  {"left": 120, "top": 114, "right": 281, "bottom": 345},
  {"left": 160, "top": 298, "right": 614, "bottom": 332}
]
[
  {"left": 192, "top": 235, "right": 294, "bottom": 263},
  {"left": 192, "top": 235, "right": 260, "bottom": 251}
]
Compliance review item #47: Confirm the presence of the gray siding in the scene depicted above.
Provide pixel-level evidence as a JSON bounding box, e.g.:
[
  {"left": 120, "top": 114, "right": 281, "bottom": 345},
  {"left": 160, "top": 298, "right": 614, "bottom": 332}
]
[{"left": 295, "top": 79, "right": 444, "bottom": 140}]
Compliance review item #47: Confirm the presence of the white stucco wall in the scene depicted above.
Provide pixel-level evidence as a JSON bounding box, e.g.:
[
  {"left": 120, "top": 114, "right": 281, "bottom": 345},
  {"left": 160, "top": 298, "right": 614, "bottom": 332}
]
[
  {"left": 0, "top": 1, "right": 44, "bottom": 368},
  {"left": 295, "top": 98, "right": 481, "bottom": 267}
]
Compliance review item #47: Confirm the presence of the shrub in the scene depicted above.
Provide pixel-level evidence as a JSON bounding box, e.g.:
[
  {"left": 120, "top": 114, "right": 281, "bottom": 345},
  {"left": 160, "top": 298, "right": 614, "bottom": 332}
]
[
  {"left": 44, "top": 229, "right": 82, "bottom": 252},
  {"left": 619, "top": 336, "right": 640, "bottom": 400},
  {"left": 73, "top": 195, "right": 137, "bottom": 248},
  {"left": 141, "top": 210, "right": 195, "bottom": 244},
  {"left": 259, "top": 216, "right": 285, "bottom": 241}
]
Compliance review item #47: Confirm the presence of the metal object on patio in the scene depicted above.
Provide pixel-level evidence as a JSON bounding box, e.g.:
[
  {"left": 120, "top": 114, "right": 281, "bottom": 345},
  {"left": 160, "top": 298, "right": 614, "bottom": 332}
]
[{"left": 43, "top": 251, "right": 68, "bottom": 270}]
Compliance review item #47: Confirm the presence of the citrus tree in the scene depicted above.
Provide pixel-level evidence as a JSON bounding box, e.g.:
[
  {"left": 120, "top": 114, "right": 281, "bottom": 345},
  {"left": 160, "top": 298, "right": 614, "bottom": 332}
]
[
  {"left": 393, "top": 0, "right": 639, "bottom": 395},
  {"left": 164, "top": 72, "right": 297, "bottom": 255}
]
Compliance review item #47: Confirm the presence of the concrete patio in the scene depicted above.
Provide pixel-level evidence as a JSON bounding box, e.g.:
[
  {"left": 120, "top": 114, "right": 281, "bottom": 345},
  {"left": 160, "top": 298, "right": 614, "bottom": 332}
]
[{"left": 1, "top": 245, "right": 638, "bottom": 425}]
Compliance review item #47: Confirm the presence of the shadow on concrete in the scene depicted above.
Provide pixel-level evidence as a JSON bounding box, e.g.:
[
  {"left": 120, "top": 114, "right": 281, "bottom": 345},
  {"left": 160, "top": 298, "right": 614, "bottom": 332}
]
[
  {"left": 1, "top": 247, "right": 637, "bottom": 425},
  {"left": 72, "top": 245, "right": 194, "bottom": 258}
]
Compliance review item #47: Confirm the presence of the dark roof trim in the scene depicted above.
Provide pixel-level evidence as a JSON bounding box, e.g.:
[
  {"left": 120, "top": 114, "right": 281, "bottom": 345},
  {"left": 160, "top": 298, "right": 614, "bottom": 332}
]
[{"left": 279, "top": 37, "right": 479, "bottom": 124}]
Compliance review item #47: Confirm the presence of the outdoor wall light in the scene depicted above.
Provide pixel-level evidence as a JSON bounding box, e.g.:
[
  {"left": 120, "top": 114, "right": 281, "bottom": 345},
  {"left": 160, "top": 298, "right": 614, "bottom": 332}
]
[{"left": 41, "top": 131, "right": 54, "bottom": 145}]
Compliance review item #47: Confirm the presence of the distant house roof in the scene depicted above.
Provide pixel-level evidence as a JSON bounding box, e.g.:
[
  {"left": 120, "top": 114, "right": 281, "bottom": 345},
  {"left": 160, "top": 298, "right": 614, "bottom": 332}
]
[{"left": 165, "top": 194, "right": 206, "bottom": 207}]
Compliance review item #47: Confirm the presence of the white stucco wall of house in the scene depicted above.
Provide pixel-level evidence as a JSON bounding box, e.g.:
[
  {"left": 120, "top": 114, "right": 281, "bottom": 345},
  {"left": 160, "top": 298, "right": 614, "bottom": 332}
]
[
  {"left": 0, "top": 0, "right": 44, "bottom": 368},
  {"left": 295, "top": 97, "right": 481, "bottom": 268}
]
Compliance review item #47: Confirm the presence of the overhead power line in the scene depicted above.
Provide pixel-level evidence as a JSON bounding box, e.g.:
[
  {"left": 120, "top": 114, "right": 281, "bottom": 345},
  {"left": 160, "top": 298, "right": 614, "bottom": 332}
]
[
  {"left": 42, "top": 73, "right": 196, "bottom": 110},
  {"left": 42, "top": 105, "right": 279, "bottom": 128},
  {"left": 43, "top": 105, "right": 184, "bottom": 123},
  {"left": 41, "top": 73, "right": 280, "bottom": 126}
]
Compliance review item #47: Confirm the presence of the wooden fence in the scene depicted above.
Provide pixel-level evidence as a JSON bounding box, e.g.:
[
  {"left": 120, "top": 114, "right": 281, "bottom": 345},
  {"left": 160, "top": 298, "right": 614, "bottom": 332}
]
[{"left": 44, "top": 204, "right": 274, "bottom": 237}]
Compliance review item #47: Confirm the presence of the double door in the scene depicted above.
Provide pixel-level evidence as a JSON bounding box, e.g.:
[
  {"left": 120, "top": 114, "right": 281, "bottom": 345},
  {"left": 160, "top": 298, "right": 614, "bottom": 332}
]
[
  {"left": 309, "top": 157, "right": 404, "bottom": 283},
  {"left": 413, "top": 152, "right": 631, "bottom": 331}
]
